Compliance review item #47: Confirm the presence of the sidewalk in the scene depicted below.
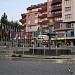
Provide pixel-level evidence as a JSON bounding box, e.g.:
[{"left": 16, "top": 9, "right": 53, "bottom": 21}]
[{"left": 22, "top": 54, "right": 75, "bottom": 60}]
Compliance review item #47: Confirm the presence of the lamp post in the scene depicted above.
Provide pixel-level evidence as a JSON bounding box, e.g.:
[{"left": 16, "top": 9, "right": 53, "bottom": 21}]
[
  {"left": 43, "top": 32, "right": 57, "bottom": 50},
  {"left": 44, "top": 45, "right": 46, "bottom": 56},
  {"left": 44, "top": 25, "right": 57, "bottom": 50},
  {"left": 32, "top": 39, "right": 34, "bottom": 55}
]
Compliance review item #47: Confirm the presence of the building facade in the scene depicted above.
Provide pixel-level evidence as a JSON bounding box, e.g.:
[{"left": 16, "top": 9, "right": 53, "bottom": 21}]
[
  {"left": 20, "top": 0, "right": 75, "bottom": 46},
  {"left": 26, "top": 2, "right": 47, "bottom": 37},
  {"left": 62, "top": 0, "right": 75, "bottom": 46}
]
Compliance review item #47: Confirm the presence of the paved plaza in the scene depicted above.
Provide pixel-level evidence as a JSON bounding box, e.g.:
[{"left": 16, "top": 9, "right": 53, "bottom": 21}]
[{"left": 0, "top": 60, "right": 75, "bottom": 75}]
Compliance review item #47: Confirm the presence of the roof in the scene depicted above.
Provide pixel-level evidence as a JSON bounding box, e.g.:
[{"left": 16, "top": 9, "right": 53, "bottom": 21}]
[{"left": 27, "top": 2, "right": 47, "bottom": 10}]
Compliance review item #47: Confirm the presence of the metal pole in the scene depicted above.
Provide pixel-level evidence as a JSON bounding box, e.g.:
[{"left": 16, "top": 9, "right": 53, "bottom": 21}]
[
  {"left": 44, "top": 45, "right": 45, "bottom": 56},
  {"left": 56, "top": 46, "right": 57, "bottom": 56},
  {"left": 49, "top": 26, "right": 51, "bottom": 51},
  {"left": 33, "top": 44, "right": 34, "bottom": 55},
  {"left": 49, "top": 35, "right": 51, "bottom": 50},
  {"left": 55, "top": 35, "right": 57, "bottom": 56},
  {"left": 64, "top": 31, "right": 66, "bottom": 45}
]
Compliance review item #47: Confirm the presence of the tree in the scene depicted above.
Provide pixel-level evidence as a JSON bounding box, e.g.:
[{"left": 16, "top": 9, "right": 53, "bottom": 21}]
[{"left": 0, "top": 13, "right": 8, "bottom": 41}]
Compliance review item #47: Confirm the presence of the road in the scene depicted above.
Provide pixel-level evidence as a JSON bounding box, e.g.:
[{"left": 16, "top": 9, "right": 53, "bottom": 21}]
[{"left": 0, "top": 60, "right": 75, "bottom": 75}]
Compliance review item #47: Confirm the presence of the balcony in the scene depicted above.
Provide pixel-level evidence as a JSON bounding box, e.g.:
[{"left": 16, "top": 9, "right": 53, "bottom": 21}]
[
  {"left": 51, "top": 5, "right": 62, "bottom": 12},
  {"left": 38, "top": 12, "right": 47, "bottom": 18},
  {"left": 42, "top": 26, "right": 49, "bottom": 29},
  {"left": 19, "top": 19, "right": 26, "bottom": 24},
  {"left": 21, "top": 13, "right": 26, "bottom": 19},
  {"left": 20, "top": 24, "right": 26, "bottom": 29},
  {"left": 38, "top": 18, "right": 48, "bottom": 25},
  {"left": 51, "top": 0, "right": 62, "bottom": 5},
  {"left": 49, "top": 21, "right": 55, "bottom": 25},
  {"left": 38, "top": 6, "right": 47, "bottom": 12},
  {"left": 47, "top": 13, "right": 53, "bottom": 18},
  {"left": 54, "top": 17, "right": 62, "bottom": 23},
  {"left": 52, "top": 12, "right": 62, "bottom": 17}
]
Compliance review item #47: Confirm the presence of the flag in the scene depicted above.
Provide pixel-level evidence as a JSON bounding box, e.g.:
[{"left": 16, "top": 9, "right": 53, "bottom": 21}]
[
  {"left": 10, "top": 29, "right": 14, "bottom": 38},
  {"left": 18, "top": 34, "right": 21, "bottom": 39},
  {"left": 27, "top": 32, "right": 31, "bottom": 38},
  {"left": 6, "top": 31, "right": 9, "bottom": 38}
]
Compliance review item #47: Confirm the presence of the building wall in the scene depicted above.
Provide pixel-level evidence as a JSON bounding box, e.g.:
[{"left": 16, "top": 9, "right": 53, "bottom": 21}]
[
  {"left": 47, "top": 0, "right": 53, "bottom": 18},
  {"left": 26, "top": 2, "right": 47, "bottom": 33},
  {"left": 62, "top": 0, "right": 75, "bottom": 22},
  {"left": 19, "top": 0, "right": 75, "bottom": 46},
  {"left": 26, "top": 11, "right": 40, "bottom": 32}
]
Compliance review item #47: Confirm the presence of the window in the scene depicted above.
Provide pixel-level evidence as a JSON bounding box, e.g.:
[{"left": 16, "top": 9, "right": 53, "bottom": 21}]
[
  {"left": 49, "top": 11, "right": 51, "bottom": 14},
  {"left": 65, "top": 0, "right": 71, "bottom": 4},
  {"left": 60, "top": 23, "right": 62, "bottom": 28},
  {"left": 54, "top": 17, "right": 62, "bottom": 21},
  {"left": 66, "top": 23, "right": 74, "bottom": 28},
  {"left": 49, "top": 19, "right": 52, "bottom": 22},
  {"left": 71, "top": 23, "right": 74, "bottom": 28},
  {"left": 65, "top": 6, "right": 71, "bottom": 11},
  {"left": 65, "top": 14, "right": 71, "bottom": 19},
  {"left": 30, "top": 26, "right": 31, "bottom": 29},
  {"left": 49, "top": 6, "right": 51, "bottom": 8},
  {"left": 35, "top": 20, "right": 38, "bottom": 23},
  {"left": 35, "top": 13, "right": 38, "bottom": 17},
  {"left": 71, "top": 30, "right": 74, "bottom": 37},
  {"left": 54, "top": 23, "right": 60, "bottom": 29},
  {"left": 66, "top": 23, "right": 71, "bottom": 28}
]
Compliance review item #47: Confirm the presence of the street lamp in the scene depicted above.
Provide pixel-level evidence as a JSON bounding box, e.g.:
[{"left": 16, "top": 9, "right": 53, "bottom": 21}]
[
  {"left": 43, "top": 32, "right": 57, "bottom": 50},
  {"left": 31, "top": 39, "right": 35, "bottom": 55}
]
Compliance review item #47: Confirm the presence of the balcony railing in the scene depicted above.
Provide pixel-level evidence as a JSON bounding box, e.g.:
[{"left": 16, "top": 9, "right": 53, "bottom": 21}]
[
  {"left": 38, "top": 18, "right": 48, "bottom": 25},
  {"left": 38, "top": 6, "right": 47, "bottom": 12},
  {"left": 19, "top": 19, "right": 26, "bottom": 24},
  {"left": 52, "top": 12, "right": 62, "bottom": 17},
  {"left": 52, "top": 5, "right": 62, "bottom": 12},
  {"left": 38, "top": 13, "right": 47, "bottom": 18},
  {"left": 51, "top": 0, "right": 62, "bottom": 5}
]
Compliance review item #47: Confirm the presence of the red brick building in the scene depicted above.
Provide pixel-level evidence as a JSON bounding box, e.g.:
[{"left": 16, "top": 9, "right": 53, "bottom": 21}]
[
  {"left": 20, "top": 0, "right": 75, "bottom": 46},
  {"left": 20, "top": 2, "right": 48, "bottom": 38}
]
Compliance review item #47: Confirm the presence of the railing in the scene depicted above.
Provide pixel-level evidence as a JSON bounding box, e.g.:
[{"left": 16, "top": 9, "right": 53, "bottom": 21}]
[{"left": 52, "top": 0, "right": 62, "bottom": 5}]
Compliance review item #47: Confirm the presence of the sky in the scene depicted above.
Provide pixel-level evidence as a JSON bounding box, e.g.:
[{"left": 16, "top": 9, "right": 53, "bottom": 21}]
[{"left": 0, "top": 0, "right": 47, "bottom": 23}]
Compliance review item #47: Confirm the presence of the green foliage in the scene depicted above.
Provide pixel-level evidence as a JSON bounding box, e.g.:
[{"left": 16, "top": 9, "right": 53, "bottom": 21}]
[
  {"left": 0, "top": 13, "right": 20, "bottom": 41},
  {"left": 0, "top": 13, "right": 20, "bottom": 29}
]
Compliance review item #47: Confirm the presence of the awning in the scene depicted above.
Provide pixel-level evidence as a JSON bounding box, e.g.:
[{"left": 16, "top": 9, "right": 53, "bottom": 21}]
[{"left": 56, "top": 38, "right": 65, "bottom": 40}]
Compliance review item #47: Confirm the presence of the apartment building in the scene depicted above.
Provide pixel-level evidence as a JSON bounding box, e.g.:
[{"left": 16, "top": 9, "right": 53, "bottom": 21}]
[
  {"left": 47, "top": 0, "right": 65, "bottom": 45},
  {"left": 26, "top": 2, "right": 47, "bottom": 37},
  {"left": 62, "top": 0, "right": 75, "bottom": 46},
  {"left": 47, "top": 0, "right": 75, "bottom": 46},
  {"left": 19, "top": 2, "right": 48, "bottom": 47},
  {"left": 20, "top": 0, "right": 75, "bottom": 46}
]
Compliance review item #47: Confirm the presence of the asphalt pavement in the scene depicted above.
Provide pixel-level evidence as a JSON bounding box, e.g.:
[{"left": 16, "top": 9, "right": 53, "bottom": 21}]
[{"left": 0, "top": 60, "right": 75, "bottom": 75}]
